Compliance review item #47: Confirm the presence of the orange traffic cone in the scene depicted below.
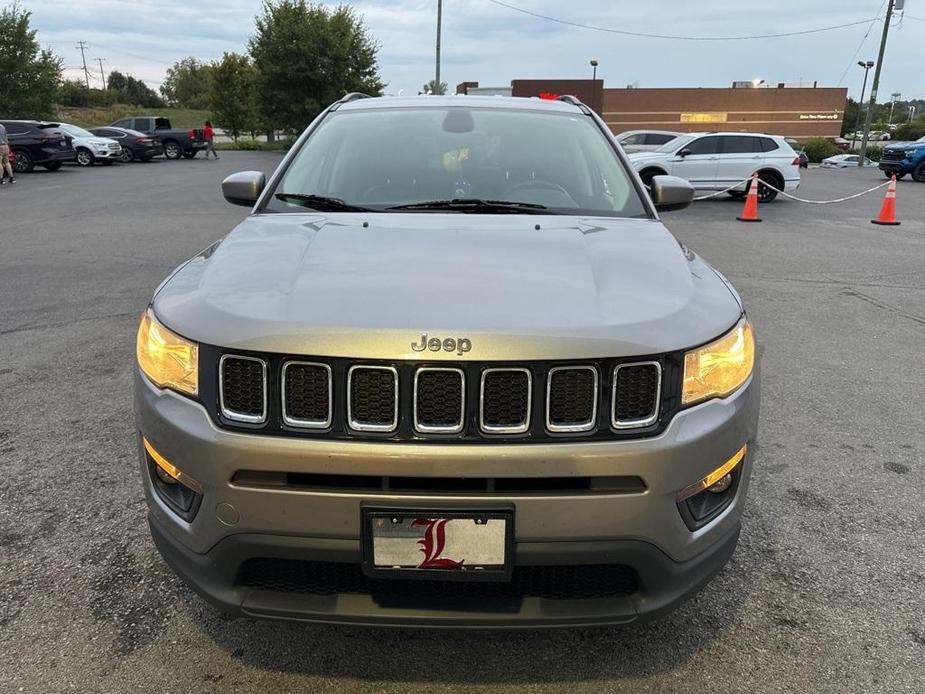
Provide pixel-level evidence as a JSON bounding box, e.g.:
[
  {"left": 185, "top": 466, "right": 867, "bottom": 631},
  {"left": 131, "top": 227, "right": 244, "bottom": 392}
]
[
  {"left": 736, "top": 173, "right": 762, "bottom": 223},
  {"left": 871, "top": 175, "right": 900, "bottom": 226}
]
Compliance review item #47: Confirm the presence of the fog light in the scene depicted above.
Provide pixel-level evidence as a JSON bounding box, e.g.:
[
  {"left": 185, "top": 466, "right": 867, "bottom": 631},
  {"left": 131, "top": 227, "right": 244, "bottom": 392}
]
[
  {"left": 143, "top": 437, "right": 204, "bottom": 521},
  {"left": 143, "top": 437, "right": 202, "bottom": 494},
  {"left": 677, "top": 445, "right": 746, "bottom": 502},
  {"left": 707, "top": 474, "right": 733, "bottom": 494}
]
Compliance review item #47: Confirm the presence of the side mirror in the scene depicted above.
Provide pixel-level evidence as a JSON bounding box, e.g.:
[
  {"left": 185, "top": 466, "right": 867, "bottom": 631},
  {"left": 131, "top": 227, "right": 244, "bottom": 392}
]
[
  {"left": 222, "top": 171, "right": 266, "bottom": 207},
  {"left": 650, "top": 175, "right": 695, "bottom": 213},
  {"left": 677, "top": 148, "right": 692, "bottom": 158}
]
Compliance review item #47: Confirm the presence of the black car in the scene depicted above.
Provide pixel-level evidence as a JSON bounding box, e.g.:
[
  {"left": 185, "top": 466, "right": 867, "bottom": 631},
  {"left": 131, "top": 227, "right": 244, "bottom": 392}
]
[
  {"left": 89, "top": 127, "right": 164, "bottom": 162},
  {"left": 109, "top": 116, "right": 205, "bottom": 159},
  {"left": 0, "top": 120, "right": 76, "bottom": 173}
]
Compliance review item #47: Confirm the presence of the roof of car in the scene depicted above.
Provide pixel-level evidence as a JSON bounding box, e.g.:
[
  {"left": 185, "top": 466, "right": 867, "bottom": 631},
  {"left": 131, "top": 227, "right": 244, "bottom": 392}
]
[
  {"left": 684, "top": 131, "right": 783, "bottom": 138},
  {"left": 336, "top": 94, "right": 585, "bottom": 114}
]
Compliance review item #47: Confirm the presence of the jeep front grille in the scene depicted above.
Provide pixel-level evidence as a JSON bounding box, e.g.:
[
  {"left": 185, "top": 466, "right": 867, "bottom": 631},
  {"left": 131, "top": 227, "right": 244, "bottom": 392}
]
[
  {"left": 414, "top": 367, "right": 465, "bottom": 433},
  {"left": 612, "top": 362, "right": 661, "bottom": 429},
  {"left": 348, "top": 366, "right": 398, "bottom": 432},
  {"left": 480, "top": 368, "right": 531, "bottom": 434},
  {"left": 219, "top": 355, "right": 267, "bottom": 424},
  {"left": 206, "top": 347, "right": 674, "bottom": 442},
  {"left": 546, "top": 366, "right": 598, "bottom": 432}
]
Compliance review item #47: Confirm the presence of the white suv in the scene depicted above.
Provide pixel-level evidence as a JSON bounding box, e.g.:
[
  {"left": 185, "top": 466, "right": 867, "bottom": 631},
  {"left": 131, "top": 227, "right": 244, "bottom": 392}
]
[
  {"left": 59, "top": 123, "right": 122, "bottom": 167},
  {"left": 628, "top": 132, "right": 801, "bottom": 202}
]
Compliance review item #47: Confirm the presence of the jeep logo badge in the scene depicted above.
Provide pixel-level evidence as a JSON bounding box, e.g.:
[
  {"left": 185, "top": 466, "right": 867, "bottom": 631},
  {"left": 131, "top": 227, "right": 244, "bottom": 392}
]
[{"left": 411, "top": 333, "right": 472, "bottom": 356}]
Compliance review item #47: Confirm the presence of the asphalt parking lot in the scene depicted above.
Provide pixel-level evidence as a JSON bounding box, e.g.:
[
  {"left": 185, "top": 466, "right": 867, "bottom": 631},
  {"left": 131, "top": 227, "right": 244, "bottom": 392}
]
[{"left": 1, "top": 154, "right": 923, "bottom": 693}]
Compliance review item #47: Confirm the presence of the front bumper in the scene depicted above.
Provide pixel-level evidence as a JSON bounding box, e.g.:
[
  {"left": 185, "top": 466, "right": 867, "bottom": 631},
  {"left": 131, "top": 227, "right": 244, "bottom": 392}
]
[
  {"left": 135, "top": 366, "right": 759, "bottom": 626},
  {"left": 94, "top": 147, "right": 122, "bottom": 160}
]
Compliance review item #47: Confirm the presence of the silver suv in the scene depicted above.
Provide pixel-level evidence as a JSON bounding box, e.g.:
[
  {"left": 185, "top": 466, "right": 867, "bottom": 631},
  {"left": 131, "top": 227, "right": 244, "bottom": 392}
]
[{"left": 134, "top": 95, "right": 760, "bottom": 627}]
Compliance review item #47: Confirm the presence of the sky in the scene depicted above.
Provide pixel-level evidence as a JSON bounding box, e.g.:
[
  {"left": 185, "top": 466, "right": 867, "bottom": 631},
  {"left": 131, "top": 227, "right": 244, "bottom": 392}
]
[{"left": 22, "top": 0, "right": 925, "bottom": 101}]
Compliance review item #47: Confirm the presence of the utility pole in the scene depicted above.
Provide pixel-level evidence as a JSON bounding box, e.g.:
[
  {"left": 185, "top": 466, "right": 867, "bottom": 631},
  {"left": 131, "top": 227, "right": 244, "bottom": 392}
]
[
  {"left": 76, "top": 41, "right": 91, "bottom": 88},
  {"left": 435, "top": 0, "right": 442, "bottom": 95},
  {"left": 96, "top": 58, "right": 107, "bottom": 90},
  {"left": 859, "top": 0, "right": 895, "bottom": 166}
]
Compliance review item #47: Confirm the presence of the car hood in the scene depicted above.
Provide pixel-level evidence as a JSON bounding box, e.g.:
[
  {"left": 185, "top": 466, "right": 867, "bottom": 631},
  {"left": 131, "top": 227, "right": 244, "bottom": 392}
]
[
  {"left": 626, "top": 152, "right": 666, "bottom": 168},
  {"left": 152, "top": 213, "right": 742, "bottom": 360}
]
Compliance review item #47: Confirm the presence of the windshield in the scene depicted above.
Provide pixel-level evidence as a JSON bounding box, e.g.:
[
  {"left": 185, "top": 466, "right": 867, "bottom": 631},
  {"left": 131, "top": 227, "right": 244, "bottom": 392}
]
[
  {"left": 654, "top": 135, "right": 694, "bottom": 154},
  {"left": 62, "top": 124, "right": 94, "bottom": 138},
  {"left": 269, "top": 107, "right": 648, "bottom": 217},
  {"left": 917, "top": 135, "right": 925, "bottom": 143}
]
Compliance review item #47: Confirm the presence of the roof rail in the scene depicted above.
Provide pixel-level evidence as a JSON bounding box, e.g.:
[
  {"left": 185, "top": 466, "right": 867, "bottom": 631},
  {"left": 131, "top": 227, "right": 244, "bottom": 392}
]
[
  {"left": 331, "top": 92, "right": 373, "bottom": 110},
  {"left": 556, "top": 94, "right": 582, "bottom": 106}
]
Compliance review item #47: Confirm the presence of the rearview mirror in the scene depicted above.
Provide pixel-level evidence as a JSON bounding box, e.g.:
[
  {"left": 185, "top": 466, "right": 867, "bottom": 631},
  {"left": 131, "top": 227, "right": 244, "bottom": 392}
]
[
  {"left": 222, "top": 171, "right": 266, "bottom": 207},
  {"left": 650, "top": 175, "right": 695, "bottom": 212},
  {"left": 677, "top": 148, "right": 692, "bottom": 157}
]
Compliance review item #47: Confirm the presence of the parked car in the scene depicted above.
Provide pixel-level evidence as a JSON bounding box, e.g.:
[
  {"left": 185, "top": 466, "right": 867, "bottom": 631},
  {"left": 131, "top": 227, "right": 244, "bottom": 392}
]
[
  {"left": 628, "top": 131, "right": 801, "bottom": 202},
  {"left": 89, "top": 127, "right": 164, "bottom": 162},
  {"left": 615, "top": 129, "right": 681, "bottom": 153},
  {"left": 820, "top": 154, "right": 874, "bottom": 168},
  {"left": 878, "top": 135, "right": 925, "bottom": 181},
  {"left": 109, "top": 116, "right": 205, "bottom": 160},
  {"left": 833, "top": 137, "right": 851, "bottom": 151},
  {"left": 0, "top": 120, "right": 76, "bottom": 173},
  {"left": 135, "top": 93, "right": 760, "bottom": 627},
  {"left": 58, "top": 123, "right": 121, "bottom": 166}
]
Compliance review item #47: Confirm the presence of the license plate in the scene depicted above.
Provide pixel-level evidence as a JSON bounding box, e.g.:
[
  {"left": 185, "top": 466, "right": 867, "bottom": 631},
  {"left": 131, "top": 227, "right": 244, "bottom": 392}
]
[{"left": 362, "top": 507, "right": 513, "bottom": 580}]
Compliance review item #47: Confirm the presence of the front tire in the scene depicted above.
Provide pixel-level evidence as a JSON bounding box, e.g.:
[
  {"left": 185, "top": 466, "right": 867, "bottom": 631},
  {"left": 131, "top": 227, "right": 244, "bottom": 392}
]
[
  {"left": 43, "top": 161, "right": 63, "bottom": 171},
  {"left": 12, "top": 149, "right": 34, "bottom": 173},
  {"left": 119, "top": 147, "right": 135, "bottom": 163},
  {"left": 912, "top": 163, "right": 925, "bottom": 183},
  {"left": 163, "top": 140, "right": 182, "bottom": 160},
  {"left": 75, "top": 148, "right": 94, "bottom": 167}
]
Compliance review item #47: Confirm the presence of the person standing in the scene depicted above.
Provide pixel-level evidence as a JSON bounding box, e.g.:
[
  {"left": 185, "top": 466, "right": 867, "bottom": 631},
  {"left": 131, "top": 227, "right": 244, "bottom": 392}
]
[
  {"left": 0, "top": 122, "right": 15, "bottom": 185},
  {"left": 203, "top": 121, "right": 219, "bottom": 160}
]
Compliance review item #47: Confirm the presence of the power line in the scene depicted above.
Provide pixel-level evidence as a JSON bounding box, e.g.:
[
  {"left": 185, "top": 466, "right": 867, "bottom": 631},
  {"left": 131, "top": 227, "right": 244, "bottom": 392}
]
[
  {"left": 836, "top": 1, "right": 886, "bottom": 86},
  {"left": 488, "top": 0, "right": 880, "bottom": 41}
]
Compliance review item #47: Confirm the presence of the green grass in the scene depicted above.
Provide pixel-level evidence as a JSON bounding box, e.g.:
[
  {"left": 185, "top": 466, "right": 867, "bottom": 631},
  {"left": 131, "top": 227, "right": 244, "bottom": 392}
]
[
  {"left": 215, "top": 138, "right": 294, "bottom": 151},
  {"left": 56, "top": 105, "right": 213, "bottom": 129}
]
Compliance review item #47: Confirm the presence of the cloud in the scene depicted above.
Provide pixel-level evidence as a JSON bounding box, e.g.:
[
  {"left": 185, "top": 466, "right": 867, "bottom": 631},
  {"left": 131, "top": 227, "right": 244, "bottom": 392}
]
[{"left": 22, "top": 0, "right": 924, "bottom": 98}]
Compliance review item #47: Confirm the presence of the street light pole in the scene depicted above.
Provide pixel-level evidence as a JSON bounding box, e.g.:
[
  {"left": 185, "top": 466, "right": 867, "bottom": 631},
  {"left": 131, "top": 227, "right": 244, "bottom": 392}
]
[
  {"left": 435, "top": 0, "right": 442, "bottom": 95},
  {"left": 853, "top": 61, "right": 873, "bottom": 146},
  {"left": 860, "top": 0, "right": 896, "bottom": 166},
  {"left": 590, "top": 59, "right": 598, "bottom": 82}
]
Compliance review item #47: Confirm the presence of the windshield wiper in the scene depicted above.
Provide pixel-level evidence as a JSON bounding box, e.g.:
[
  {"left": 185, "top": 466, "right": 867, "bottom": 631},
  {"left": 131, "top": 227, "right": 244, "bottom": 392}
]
[
  {"left": 385, "top": 198, "right": 551, "bottom": 214},
  {"left": 275, "top": 193, "right": 375, "bottom": 212}
]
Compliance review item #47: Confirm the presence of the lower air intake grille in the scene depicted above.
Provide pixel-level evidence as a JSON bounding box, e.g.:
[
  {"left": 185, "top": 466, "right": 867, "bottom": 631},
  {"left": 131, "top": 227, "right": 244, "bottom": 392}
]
[
  {"left": 283, "top": 362, "right": 331, "bottom": 427},
  {"left": 219, "top": 355, "right": 266, "bottom": 423},
  {"left": 348, "top": 366, "right": 398, "bottom": 432},
  {"left": 481, "top": 369, "right": 531, "bottom": 433},
  {"left": 613, "top": 362, "right": 661, "bottom": 428},
  {"left": 240, "top": 559, "right": 638, "bottom": 600}
]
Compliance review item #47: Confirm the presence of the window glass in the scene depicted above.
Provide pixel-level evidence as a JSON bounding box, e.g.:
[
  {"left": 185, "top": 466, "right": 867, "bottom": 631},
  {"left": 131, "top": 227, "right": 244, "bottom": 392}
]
[
  {"left": 760, "top": 138, "right": 780, "bottom": 152},
  {"left": 646, "top": 133, "right": 676, "bottom": 145},
  {"left": 112, "top": 119, "right": 131, "bottom": 128},
  {"left": 684, "top": 136, "right": 722, "bottom": 155},
  {"left": 721, "top": 136, "right": 759, "bottom": 154},
  {"left": 133, "top": 118, "right": 151, "bottom": 131},
  {"left": 620, "top": 133, "right": 645, "bottom": 146},
  {"left": 272, "top": 107, "right": 648, "bottom": 217}
]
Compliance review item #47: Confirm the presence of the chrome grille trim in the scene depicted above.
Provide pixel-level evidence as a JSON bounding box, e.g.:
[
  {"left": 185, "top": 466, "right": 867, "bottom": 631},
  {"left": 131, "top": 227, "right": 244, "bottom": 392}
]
[
  {"left": 413, "top": 367, "right": 466, "bottom": 434},
  {"left": 611, "top": 361, "right": 661, "bottom": 429},
  {"left": 546, "top": 366, "right": 599, "bottom": 433},
  {"left": 281, "top": 361, "right": 333, "bottom": 429},
  {"left": 479, "top": 367, "right": 532, "bottom": 435},
  {"left": 219, "top": 354, "right": 268, "bottom": 425},
  {"left": 347, "top": 365, "right": 399, "bottom": 433}
]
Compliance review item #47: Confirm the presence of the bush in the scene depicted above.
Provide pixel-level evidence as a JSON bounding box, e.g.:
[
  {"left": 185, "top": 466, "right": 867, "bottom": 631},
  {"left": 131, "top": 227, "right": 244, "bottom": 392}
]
[
  {"left": 892, "top": 121, "right": 925, "bottom": 142},
  {"left": 215, "top": 137, "right": 294, "bottom": 151},
  {"left": 801, "top": 138, "right": 839, "bottom": 163},
  {"left": 864, "top": 145, "right": 883, "bottom": 162}
]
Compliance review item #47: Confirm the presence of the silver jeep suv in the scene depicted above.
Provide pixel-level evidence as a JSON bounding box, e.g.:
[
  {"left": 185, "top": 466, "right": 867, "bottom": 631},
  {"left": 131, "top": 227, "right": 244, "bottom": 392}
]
[{"left": 135, "top": 94, "right": 759, "bottom": 627}]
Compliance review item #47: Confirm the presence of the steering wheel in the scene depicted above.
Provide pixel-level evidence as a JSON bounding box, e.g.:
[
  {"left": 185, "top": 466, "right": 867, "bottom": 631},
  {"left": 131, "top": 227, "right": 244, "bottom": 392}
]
[{"left": 505, "top": 179, "right": 578, "bottom": 207}]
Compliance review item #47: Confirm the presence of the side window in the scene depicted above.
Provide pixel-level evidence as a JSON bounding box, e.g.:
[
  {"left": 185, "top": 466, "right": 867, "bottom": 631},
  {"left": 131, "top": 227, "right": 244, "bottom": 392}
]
[
  {"left": 133, "top": 118, "right": 151, "bottom": 132},
  {"left": 845, "top": 155, "right": 858, "bottom": 162},
  {"left": 721, "top": 136, "right": 760, "bottom": 154},
  {"left": 105, "top": 129, "right": 124, "bottom": 138},
  {"left": 760, "top": 138, "right": 780, "bottom": 152},
  {"left": 112, "top": 119, "right": 131, "bottom": 129},
  {"left": 684, "top": 136, "right": 721, "bottom": 155},
  {"left": 647, "top": 133, "right": 675, "bottom": 146},
  {"left": 621, "top": 134, "right": 645, "bottom": 146}
]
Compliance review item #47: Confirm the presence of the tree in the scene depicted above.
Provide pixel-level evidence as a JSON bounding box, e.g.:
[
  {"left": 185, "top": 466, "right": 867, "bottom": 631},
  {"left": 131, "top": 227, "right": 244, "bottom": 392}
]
[
  {"left": 421, "top": 79, "right": 447, "bottom": 95},
  {"left": 208, "top": 52, "right": 257, "bottom": 141},
  {"left": 0, "top": 3, "right": 62, "bottom": 118},
  {"left": 107, "top": 70, "right": 164, "bottom": 107},
  {"left": 249, "top": 0, "right": 384, "bottom": 133},
  {"left": 161, "top": 57, "right": 212, "bottom": 109}
]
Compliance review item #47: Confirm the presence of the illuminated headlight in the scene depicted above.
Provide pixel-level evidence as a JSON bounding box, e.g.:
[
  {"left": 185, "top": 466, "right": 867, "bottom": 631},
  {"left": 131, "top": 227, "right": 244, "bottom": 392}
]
[
  {"left": 136, "top": 309, "right": 198, "bottom": 396},
  {"left": 682, "top": 319, "right": 755, "bottom": 406}
]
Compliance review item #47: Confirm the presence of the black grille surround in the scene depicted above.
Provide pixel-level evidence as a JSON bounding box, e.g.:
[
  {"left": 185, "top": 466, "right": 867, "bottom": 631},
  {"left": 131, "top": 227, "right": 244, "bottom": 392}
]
[
  {"left": 240, "top": 559, "right": 638, "bottom": 601},
  {"left": 200, "top": 344, "right": 684, "bottom": 443}
]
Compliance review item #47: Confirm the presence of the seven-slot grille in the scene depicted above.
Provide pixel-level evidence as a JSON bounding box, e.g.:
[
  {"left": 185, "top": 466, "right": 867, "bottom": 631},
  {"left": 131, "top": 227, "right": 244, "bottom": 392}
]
[
  {"left": 219, "top": 355, "right": 267, "bottom": 423},
  {"left": 348, "top": 366, "right": 398, "bottom": 432},
  {"left": 215, "top": 353, "right": 668, "bottom": 440},
  {"left": 612, "top": 362, "right": 662, "bottom": 428}
]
